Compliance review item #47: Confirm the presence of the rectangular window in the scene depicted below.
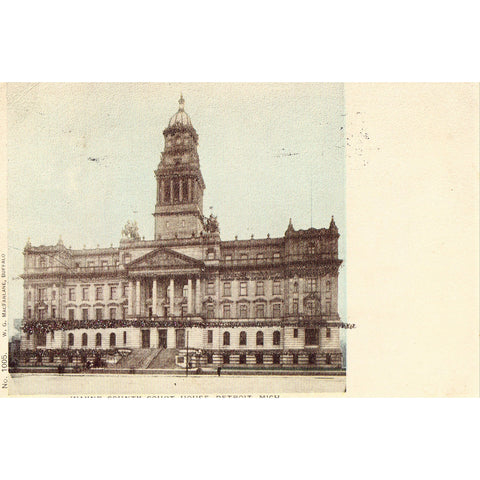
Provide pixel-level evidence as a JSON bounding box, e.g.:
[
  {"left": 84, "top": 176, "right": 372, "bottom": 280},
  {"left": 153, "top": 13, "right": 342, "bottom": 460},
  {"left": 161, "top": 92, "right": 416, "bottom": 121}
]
[
  {"left": 223, "top": 282, "right": 231, "bottom": 296},
  {"left": 273, "top": 280, "right": 281, "bottom": 295},
  {"left": 293, "top": 328, "right": 298, "bottom": 338},
  {"left": 122, "top": 284, "right": 129, "bottom": 297},
  {"left": 38, "top": 288, "right": 46, "bottom": 301},
  {"left": 326, "top": 280, "right": 331, "bottom": 292},
  {"left": 207, "top": 330, "right": 213, "bottom": 343},
  {"left": 51, "top": 307, "right": 56, "bottom": 319},
  {"left": 326, "top": 302, "right": 331, "bottom": 314},
  {"left": 101, "top": 260, "right": 108, "bottom": 267},
  {"left": 326, "top": 327, "right": 331, "bottom": 338},
  {"left": 255, "top": 303, "right": 265, "bottom": 318},
  {"left": 272, "top": 303, "right": 281, "bottom": 317},
  {"left": 240, "top": 254, "right": 248, "bottom": 262},
  {"left": 96, "top": 308, "right": 103, "bottom": 321},
  {"left": 110, "top": 286, "right": 117, "bottom": 300},
  {"left": 68, "top": 309, "right": 74, "bottom": 321},
  {"left": 110, "top": 308, "right": 116, "bottom": 320},
  {"left": 27, "top": 291, "right": 32, "bottom": 301},
  {"left": 82, "top": 287, "right": 89, "bottom": 301},
  {"left": 256, "top": 253, "right": 264, "bottom": 262},
  {"left": 256, "top": 281, "right": 264, "bottom": 296},
  {"left": 273, "top": 252, "right": 280, "bottom": 261},
  {"left": 95, "top": 286, "right": 103, "bottom": 301},
  {"left": 239, "top": 304, "right": 248, "bottom": 319},
  {"left": 181, "top": 305, "right": 187, "bottom": 317},
  {"left": 82, "top": 309, "right": 88, "bottom": 321},
  {"left": 52, "top": 290, "right": 56, "bottom": 300},
  {"left": 27, "top": 308, "right": 32, "bottom": 319},
  {"left": 206, "top": 305, "right": 214, "bottom": 319},
  {"left": 239, "top": 282, "right": 248, "bottom": 296},
  {"left": 123, "top": 331, "right": 127, "bottom": 345},
  {"left": 306, "top": 301, "right": 315, "bottom": 316},
  {"left": 223, "top": 304, "right": 231, "bottom": 318},
  {"left": 68, "top": 288, "right": 76, "bottom": 301},
  {"left": 207, "top": 282, "right": 215, "bottom": 295},
  {"left": 292, "top": 299, "right": 299, "bottom": 314},
  {"left": 305, "top": 278, "right": 317, "bottom": 293},
  {"left": 123, "top": 307, "right": 127, "bottom": 320},
  {"left": 305, "top": 328, "right": 319, "bottom": 346},
  {"left": 225, "top": 254, "right": 232, "bottom": 263}
]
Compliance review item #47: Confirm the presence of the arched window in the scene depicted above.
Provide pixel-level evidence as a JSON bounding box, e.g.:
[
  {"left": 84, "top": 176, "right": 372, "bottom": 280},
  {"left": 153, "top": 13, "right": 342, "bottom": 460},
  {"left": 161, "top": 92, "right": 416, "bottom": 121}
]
[
  {"left": 95, "top": 333, "right": 102, "bottom": 347},
  {"left": 68, "top": 333, "right": 74, "bottom": 347},
  {"left": 239, "top": 331, "right": 247, "bottom": 346},
  {"left": 256, "top": 331, "right": 264, "bottom": 346},
  {"left": 223, "top": 331, "right": 230, "bottom": 346},
  {"left": 273, "top": 330, "right": 281, "bottom": 346},
  {"left": 82, "top": 333, "right": 88, "bottom": 346},
  {"left": 293, "top": 282, "right": 299, "bottom": 293},
  {"left": 110, "top": 332, "right": 116, "bottom": 347}
]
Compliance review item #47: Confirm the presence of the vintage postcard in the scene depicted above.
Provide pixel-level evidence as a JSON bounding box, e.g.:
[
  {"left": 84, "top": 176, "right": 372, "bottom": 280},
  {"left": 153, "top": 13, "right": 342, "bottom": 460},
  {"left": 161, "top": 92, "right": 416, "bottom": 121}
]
[{"left": 0, "top": 83, "right": 478, "bottom": 397}]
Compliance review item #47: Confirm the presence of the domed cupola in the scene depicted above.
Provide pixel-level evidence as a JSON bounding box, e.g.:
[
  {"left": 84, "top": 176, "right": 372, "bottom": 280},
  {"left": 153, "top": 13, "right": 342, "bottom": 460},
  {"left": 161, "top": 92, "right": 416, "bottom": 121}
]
[
  {"left": 163, "top": 94, "right": 198, "bottom": 146},
  {"left": 168, "top": 94, "right": 193, "bottom": 127}
]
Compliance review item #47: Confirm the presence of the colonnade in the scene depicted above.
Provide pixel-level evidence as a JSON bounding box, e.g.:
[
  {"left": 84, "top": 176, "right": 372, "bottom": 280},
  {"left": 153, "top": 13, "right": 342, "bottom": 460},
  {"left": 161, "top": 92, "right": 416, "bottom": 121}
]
[{"left": 127, "top": 276, "right": 202, "bottom": 316}]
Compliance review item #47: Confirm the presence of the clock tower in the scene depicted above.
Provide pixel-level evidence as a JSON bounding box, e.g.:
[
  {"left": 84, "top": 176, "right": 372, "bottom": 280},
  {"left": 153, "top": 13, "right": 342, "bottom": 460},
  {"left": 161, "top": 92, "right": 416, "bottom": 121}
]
[{"left": 154, "top": 95, "right": 206, "bottom": 240}]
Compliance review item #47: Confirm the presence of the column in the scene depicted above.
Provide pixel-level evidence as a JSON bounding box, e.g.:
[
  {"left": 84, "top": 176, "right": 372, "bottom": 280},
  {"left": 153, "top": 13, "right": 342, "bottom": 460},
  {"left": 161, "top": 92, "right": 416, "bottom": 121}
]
[
  {"left": 188, "top": 178, "right": 192, "bottom": 202},
  {"left": 187, "top": 278, "right": 193, "bottom": 314},
  {"left": 152, "top": 279, "right": 157, "bottom": 316},
  {"left": 179, "top": 178, "right": 183, "bottom": 203},
  {"left": 195, "top": 278, "right": 201, "bottom": 314},
  {"left": 169, "top": 278, "right": 175, "bottom": 316},
  {"left": 135, "top": 280, "right": 141, "bottom": 316},
  {"left": 128, "top": 280, "right": 134, "bottom": 315},
  {"left": 170, "top": 178, "right": 174, "bottom": 203},
  {"left": 160, "top": 179, "right": 164, "bottom": 203}
]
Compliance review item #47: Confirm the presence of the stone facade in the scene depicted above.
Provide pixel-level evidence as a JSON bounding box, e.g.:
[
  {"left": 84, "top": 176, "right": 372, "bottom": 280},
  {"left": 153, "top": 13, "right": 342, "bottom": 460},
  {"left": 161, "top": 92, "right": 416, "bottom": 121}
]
[{"left": 19, "top": 96, "right": 344, "bottom": 371}]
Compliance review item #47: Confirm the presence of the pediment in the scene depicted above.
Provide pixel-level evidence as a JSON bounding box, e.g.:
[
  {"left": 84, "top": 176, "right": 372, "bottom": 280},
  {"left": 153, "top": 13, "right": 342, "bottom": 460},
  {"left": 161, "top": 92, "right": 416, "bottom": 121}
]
[{"left": 127, "top": 247, "right": 204, "bottom": 270}]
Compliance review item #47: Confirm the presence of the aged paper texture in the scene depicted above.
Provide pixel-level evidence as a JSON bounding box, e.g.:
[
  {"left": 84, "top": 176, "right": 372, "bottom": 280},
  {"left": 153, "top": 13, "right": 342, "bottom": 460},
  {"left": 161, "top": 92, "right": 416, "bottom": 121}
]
[{"left": 1, "top": 83, "right": 478, "bottom": 397}]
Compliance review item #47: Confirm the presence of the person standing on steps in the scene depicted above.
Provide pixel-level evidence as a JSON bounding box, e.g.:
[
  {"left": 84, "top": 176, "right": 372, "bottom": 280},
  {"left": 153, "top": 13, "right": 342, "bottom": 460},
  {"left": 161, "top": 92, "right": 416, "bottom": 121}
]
[{"left": 217, "top": 366, "right": 222, "bottom": 377}]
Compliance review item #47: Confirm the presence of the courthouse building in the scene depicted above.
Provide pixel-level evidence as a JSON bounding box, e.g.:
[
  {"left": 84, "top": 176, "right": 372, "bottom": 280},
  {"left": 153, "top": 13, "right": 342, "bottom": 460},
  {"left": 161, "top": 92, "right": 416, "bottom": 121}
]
[{"left": 19, "top": 96, "right": 344, "bottom": 371}]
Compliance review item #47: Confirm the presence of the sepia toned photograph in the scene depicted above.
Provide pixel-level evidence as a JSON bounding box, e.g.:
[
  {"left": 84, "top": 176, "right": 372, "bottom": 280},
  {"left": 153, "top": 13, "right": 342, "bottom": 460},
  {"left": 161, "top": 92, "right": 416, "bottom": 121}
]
[{"left": 5, "top": 83, "right": 347, "bottom": 396}]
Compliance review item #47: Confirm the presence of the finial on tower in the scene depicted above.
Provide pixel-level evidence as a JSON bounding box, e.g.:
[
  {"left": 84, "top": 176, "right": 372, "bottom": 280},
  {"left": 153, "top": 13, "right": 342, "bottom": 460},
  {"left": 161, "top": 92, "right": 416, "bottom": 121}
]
[
  {"left": 329, "top": 215, "right": 338, "bottom": 232},
  {"left": 178, "top": 93, "right": 185, "bottom": 111}
]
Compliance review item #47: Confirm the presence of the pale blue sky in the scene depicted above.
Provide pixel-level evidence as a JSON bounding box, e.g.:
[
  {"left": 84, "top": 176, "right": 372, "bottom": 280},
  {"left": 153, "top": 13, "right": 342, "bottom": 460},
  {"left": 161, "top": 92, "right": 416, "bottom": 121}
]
[{"left": 7, "top": 83, "right": 345, "bottom": 332}]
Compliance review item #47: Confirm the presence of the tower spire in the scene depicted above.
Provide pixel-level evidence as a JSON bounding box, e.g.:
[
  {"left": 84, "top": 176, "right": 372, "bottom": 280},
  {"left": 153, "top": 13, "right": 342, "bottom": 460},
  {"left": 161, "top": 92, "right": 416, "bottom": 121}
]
[{"left": 178, "top": 93, "right": 185, "bottom": 111}]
